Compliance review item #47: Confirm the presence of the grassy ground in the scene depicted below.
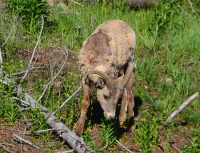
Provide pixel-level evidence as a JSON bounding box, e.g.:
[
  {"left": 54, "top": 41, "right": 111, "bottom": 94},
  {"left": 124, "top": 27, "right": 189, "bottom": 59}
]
[{"left": 0, "top": 0, "right": 200, "bottom": 152}]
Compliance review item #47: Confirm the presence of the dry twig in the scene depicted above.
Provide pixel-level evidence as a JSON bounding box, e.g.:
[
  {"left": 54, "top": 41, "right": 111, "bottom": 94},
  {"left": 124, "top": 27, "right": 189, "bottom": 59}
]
[
  {"left": 12, "top": 67, "right": 48, "bottom": 76},
  {"left": 57, "top": 150, "right": 74, "bottom": 153},
  {"left": 69, "top": 0, "right": 83, "bottom": 7},
  {"left": 97, "top": 141, "right": 108, "bottom": 151},
  {"left": 13, "top": 134, "right": 40, "bottom": 149},
  {"left": 165, "top": 92, "right": 199, "bottom": 123},
  {"left": 53, "top": 84, "right": 82, "bottom": 115},
  {"left": 37, "top": 49, "right": 68, "bottom": 102},
  {"left": 0, "top": 144, "right": 14, "bottom": 153},
  {"left": 171, "top": 144, "right": 182, "bottom": 153},
  {"left": 187, "top": 0, "right": 195, "bottom": 13},
  {"left": 116, "top": 140, "right": 134, "bottom": 153},
  {"left": 21, "top": 129, "right": 53, "bottom": 135},
  {"left": 22, "top": 15, "right": 44, "bottom": 80},
  {"left": 0, "top": 23, "right": 18, "bottom": 64}
]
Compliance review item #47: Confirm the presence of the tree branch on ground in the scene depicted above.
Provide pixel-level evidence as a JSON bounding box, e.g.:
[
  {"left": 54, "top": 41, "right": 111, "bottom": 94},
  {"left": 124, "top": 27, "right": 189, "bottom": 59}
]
[
  {"left": 69, "top": 0, "right": 83, "bottom": 7},
  {"left": 171, "top": 144, "right": 182, "bottom": 153},
  {"left": 187, "top": 0, "right": 195, "bottom": 13},
  {"left": 53, "top": 84, "right": 82, "bottom": 115},
  {"left": 97, "top": 141, "right": 108, "bottom": 151},
  {"left": 57, "top": 150, "right": 75, "bottom": 153},
  {"left": 0, "top": 144, "right": 14, "bottom": 153},
  {"left": 21, "top": 129, "right": 54, "bottom": 135},
  {"left": 0, "top": 22, "right": 18, "bottom": 64},
  {"left": 37, "top": 48, "right": 68, "bottom": 102},
  {"left": 22, "top": 15, "right": 44, "bottom": 81},
  {"left": 165, "top": 92, "right": 199, "bottom": 123},
  {"left": 116, "top": 140, "right": 134, "bottom": 153},
  {"left": 12, "top": 67, "right": 48, "bottom": 76},
  {"left": 13, "top": 134, "right": 40, "bottom": 149}
]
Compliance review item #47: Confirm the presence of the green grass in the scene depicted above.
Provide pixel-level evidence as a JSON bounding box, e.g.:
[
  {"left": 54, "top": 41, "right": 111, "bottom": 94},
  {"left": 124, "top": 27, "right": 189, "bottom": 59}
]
[{"left": 0, "top": 0, "right": 200, "bottom": 152}]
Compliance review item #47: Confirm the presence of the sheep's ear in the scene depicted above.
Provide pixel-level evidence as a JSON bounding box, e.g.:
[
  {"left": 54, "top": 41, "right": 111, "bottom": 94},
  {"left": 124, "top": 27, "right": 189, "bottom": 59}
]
[{"left": 96, "top": 77, "right": 105, "bottom": 89}]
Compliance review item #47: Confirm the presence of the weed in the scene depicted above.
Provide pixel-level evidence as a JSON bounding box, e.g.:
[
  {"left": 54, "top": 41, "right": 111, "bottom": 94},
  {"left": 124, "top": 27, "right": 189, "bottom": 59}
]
[
  {"left": 29, "top": 108, "right": 48, "bottom": 132},
  {"left": 82, "top": 130, "right": 95, "bottom": 150},
  {"left": 6, "top": 0, "right": 49, "bottom": 32},
  {"left": 182, "top": 130, "right": 200, "bottom": 153},
  {"left": 101, "top": 119, "right": 116, "bottom": 146},
  {"left": 134, "top": 111, "right": 161, "bottom": 152}
]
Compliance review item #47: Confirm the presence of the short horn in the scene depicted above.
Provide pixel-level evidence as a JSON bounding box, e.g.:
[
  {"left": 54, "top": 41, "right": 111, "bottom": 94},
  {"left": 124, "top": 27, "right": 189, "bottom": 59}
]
[{"left": 84, "top": 70, "right": 116, "bottom": 88}]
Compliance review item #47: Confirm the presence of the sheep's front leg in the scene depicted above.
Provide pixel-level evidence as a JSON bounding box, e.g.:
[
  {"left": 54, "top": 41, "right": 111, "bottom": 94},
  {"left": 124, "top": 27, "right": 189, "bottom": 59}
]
[
  {"left": 119, "top": 61, "right": 135, "bottom": 133},
  {"left": 74, "top": 81, "right": 90, "bottom": 136},
  {"left": 127, "top": 72, "right": 134, "bottom": 133},
  {"left": 119, "top": 90, "right": 128, "bottom": 128}
]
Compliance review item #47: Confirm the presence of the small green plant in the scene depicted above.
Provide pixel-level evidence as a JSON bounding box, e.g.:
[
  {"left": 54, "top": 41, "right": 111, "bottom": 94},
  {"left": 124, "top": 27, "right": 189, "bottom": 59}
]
[
  {"left": 82, "top": 130, "right": 95, "bottom": 150},
  {"left": 101, "top": 119, "right": 116, "bottom": 147},
  {"left": 0, "top": 78, "right": 19, "bottom": 122},
  {"left": 182, "top": 130, "right": 200, "bottom": 153},
  {"left": 29, "top": 108, "right": 48, "bottom": 132},
  {"left": 6, "top": 0, "right": 49, "bottom": 32},
  {"left": 134, "top": 111, "right": 161, "bottom": 153},
  {"left": 151, "top": 0, "right": 185, "bottom": 34}
]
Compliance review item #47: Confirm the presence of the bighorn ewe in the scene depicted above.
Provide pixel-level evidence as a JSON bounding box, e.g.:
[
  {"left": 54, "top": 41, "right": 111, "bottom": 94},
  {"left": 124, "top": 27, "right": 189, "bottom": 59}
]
[{"left": 75, "top": 20, "right": 136, "bottom": 135}]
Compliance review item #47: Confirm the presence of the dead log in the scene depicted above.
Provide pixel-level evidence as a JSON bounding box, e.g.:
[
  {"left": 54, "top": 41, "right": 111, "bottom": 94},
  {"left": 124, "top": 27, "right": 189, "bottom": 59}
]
[
  {"left": 48, "top": 115, "right": 96, "bottom": 153},
  {"left": 81, "top": 0, "right": 161, "bottom": 8},
  {"left": 126, "top": 0, "right": 159, "bottom": 9}
]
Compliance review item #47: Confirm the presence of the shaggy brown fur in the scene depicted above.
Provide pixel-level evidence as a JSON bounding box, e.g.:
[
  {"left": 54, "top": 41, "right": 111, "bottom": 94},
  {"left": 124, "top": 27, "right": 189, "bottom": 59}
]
[{"left": 75, "top": 20, "right": 136, "bottom": 135}]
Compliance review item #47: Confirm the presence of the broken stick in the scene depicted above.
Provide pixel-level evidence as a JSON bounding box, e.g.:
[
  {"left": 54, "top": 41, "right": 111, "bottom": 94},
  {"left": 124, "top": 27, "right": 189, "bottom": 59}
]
[{"left": 165, "top": 92, "right": 199, "bottom": 123}]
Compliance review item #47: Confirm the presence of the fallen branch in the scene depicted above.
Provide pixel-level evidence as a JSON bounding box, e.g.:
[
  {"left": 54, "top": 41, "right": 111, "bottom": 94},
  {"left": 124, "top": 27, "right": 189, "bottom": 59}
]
[
  {"left": 53, "top": 84, "right": 82, "bottom": 115},
  {"left": 0, "top": 144, "right": 14, "bottom": 153},
  {"left": 0, "top": 22, "right": 18, "bottom": 64},
  {"left": 47, "top": 114, "right": 95, "bottom": 153},
  {"left": 177, "top": 5, "right": 192, "bottom": 18},
  {"left": 57, "top": 150, "right": 74, "bottom": 153},
  {"left": 69, "top": 0, "right": 83, "bottom": 7},
  {"left": 171, "top": 144, "right": 182, "bottom": 153},
  {"left": 17, "top": 108, "right": 31, "bottom": 112},
  {"left": 22, "top": 15, "right": 44, "bottom": 81},
  {"left": 21, "top": 129, "right": 53, "bottom": 135},
  {"left": 97, "top": 141, "right": 108, "bottom": 151},
  {"left": 37, "top": 49, "right": 68, "bottom": 102},
  {"left": 165, "top": 92, "right": 199, "bottom": 123},
  {"left": 116, "top": 140, "right": 134, "bottom": 153},
  {"left": 12, "top": 67, "right": 48, "bottom": 76},
  {"left": 13, "top": 97, "right": 31, "bottom": 106},
  {"left": 187, "top": 0, "right": 195, "bottom": 14},
  {"left": 13, "top": 134, "right": 40, "bottom": 149}
]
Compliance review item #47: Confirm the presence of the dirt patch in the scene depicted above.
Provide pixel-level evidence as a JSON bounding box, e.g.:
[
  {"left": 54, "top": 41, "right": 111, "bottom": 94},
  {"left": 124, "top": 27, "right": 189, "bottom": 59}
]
[{"left": 0, "top": 122, "right": 41, "bottom": 153}]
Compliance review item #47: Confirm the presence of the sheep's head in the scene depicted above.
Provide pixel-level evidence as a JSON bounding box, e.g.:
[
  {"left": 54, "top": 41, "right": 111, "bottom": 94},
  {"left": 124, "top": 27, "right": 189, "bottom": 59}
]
[{"left": 84, "top": 70, "right": 132, "bottom": 119}]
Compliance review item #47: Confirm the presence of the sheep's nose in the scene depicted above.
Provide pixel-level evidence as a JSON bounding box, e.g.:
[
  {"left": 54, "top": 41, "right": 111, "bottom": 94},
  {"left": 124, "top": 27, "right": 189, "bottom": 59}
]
[{"left": 104, "top": 112, "right": 115, "bottom": 120}]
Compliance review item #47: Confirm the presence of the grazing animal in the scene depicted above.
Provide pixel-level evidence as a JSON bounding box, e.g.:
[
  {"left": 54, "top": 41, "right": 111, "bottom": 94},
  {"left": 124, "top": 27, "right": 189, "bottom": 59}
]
[{"left": 75, "top": 20, "right": 136, "bottom": 135}]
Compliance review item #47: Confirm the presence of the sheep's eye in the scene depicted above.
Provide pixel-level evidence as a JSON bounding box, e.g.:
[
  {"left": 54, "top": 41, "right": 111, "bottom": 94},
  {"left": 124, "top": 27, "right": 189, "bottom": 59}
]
[{"left": 104, "top": 95, "right": 109, "bottom": 100}]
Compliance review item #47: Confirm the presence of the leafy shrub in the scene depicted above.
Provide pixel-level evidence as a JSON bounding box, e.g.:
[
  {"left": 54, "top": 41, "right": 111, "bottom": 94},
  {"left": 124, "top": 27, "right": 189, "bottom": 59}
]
[
  {"left": 6, "top": 0, "right": 49, "bottom": 32},
  {"left": 150, "top": 0, "right": 185, "bottom": 34}
]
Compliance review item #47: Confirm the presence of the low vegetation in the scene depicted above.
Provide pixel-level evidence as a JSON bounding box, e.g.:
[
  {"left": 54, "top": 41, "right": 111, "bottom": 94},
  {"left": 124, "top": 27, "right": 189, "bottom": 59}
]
[{"left": 0, "top": 0, "right": 200, "bottom": 152}]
